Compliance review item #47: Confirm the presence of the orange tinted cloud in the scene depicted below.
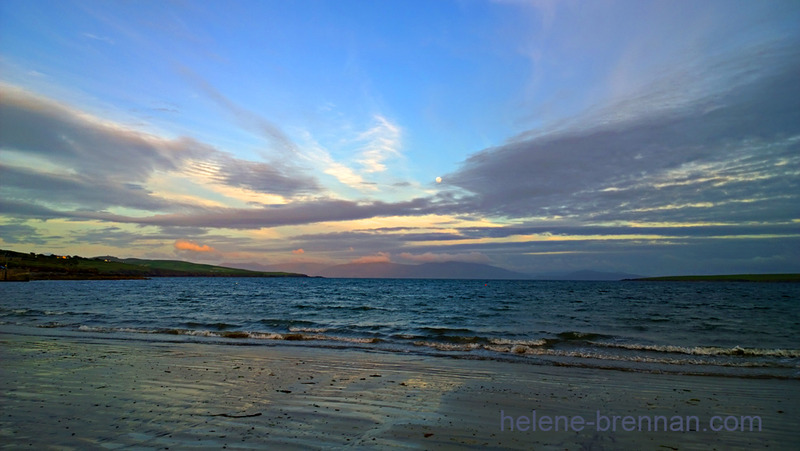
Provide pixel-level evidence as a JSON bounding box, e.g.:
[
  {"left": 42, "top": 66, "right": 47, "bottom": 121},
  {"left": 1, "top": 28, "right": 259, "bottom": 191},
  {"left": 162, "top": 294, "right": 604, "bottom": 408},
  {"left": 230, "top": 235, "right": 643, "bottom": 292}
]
[
  {"left": 351, "top": 252, "right": 391, "bottom": 264},
  {"left": 174, "top": 240, "right": 216, "bottom": 253},
  {"left": 292, "top": 248, "right": 305, "bottom": 254}
]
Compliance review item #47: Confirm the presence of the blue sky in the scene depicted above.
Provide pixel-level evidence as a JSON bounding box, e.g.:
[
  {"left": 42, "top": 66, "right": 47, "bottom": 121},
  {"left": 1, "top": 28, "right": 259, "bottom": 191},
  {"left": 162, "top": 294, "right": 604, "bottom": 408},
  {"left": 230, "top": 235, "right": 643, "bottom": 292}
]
[{"left": 1, "top": 0, "right": 799, "bottom": 276}]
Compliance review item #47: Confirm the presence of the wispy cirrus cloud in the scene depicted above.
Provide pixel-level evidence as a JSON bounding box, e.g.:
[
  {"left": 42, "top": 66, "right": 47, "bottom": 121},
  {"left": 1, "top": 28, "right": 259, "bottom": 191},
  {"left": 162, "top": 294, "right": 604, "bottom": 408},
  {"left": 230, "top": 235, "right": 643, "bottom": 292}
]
[
  {"left": 178, "top": 66, "right": 301, "bottom": 157},
  {"left": 81, "top": 32, "right": 114, "bottom": 45},
  {"left": 296, "top": 116, "right": 403, "bottom": 193},
  {"left": 178, "top": 68, "right": 404, "bottom": 195},
  {"left": 356, "top": 115, "right": 401, "bottom": 173}
]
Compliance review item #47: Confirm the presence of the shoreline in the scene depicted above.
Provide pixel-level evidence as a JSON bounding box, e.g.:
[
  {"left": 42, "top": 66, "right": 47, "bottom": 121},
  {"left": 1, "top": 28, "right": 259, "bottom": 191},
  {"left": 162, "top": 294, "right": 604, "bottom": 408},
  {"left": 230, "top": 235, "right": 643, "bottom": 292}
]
[
  {"left": 3, "top": 324, "right": 796, "bottom": 381},
  {"left": 1, "top": 329, "right": 797, "bottom": 449}
]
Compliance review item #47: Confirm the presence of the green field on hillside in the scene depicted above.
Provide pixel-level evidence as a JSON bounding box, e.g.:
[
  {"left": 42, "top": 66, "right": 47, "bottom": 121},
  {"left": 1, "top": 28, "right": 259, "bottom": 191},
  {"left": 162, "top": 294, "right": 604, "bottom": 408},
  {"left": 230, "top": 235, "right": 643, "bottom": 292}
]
[{"left": 1, "top": 249, "right": 307, "bottom": 281}]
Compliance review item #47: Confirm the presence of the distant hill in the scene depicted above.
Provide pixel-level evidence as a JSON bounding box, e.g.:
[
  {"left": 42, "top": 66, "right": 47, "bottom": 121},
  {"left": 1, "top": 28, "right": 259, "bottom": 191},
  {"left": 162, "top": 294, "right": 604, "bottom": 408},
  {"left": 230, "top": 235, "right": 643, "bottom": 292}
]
[
  {"left": 0, "top": 249, "right": 308, "bottom": 281},
  {"left": 118, "top": 258, "right": 298, "bottom": 276}
]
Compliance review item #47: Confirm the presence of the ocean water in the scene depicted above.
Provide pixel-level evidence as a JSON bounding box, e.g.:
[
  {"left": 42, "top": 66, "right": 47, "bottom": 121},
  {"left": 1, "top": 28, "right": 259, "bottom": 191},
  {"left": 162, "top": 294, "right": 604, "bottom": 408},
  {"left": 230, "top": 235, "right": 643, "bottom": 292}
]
[{"left": 1, "top": 278, "right": 798, "bottom": 379}]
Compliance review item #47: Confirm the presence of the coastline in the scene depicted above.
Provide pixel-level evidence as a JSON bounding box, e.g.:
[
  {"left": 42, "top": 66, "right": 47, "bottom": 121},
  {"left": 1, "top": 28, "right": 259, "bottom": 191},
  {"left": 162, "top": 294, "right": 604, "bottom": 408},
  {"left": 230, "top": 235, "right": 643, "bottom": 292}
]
[{"left": 1, "top": 328, "right": 797, "bottom": 449}]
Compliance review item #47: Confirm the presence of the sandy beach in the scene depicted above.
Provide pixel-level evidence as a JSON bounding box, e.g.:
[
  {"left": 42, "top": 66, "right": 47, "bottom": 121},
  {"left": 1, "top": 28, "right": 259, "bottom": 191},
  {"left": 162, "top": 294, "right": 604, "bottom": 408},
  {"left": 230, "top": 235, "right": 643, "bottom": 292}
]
[{"left": 1, "top": 328, "right": 797, "bottom": 450}]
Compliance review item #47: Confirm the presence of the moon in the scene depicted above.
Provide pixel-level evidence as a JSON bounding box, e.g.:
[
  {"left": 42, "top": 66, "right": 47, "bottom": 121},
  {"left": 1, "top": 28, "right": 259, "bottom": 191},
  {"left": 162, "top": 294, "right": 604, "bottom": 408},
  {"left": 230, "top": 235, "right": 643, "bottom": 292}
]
[{"left": 435, "top": 177, "right": 442, "bottom": 184}]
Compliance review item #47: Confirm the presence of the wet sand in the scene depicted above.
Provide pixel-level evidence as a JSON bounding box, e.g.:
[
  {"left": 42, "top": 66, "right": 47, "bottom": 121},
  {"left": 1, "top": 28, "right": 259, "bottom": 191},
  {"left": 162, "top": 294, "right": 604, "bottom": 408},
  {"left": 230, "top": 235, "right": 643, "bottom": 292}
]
[{"left": 1, "top": 330, "right": 797, "bottom": 449}]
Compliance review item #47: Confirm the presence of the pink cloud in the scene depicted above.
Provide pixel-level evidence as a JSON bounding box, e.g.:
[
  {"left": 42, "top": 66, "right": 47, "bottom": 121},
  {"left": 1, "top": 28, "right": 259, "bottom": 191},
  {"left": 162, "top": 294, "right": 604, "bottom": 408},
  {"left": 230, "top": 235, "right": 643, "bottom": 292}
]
[{"left": 292, "top": 248, "right": 305, "bottom": 254}]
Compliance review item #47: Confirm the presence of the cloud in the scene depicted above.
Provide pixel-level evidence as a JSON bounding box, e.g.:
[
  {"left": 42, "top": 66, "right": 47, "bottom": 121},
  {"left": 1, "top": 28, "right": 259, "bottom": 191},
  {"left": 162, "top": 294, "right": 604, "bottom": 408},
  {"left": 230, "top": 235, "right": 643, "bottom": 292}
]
[
  {"left": 398, "top": 252, "right": 490, "bottom": 264},
  {"left": 63, "top": 226, "right": 232, "bottom": 249},
  {"left": 207, "top": 154, "right": 319, "bottom": 197},
  {"left": 446, "top": 44, "right": 800, "bottom": 224},
  {"left": 178, "top": 66, "right": 299, "bottom": 157},
  {"left": 174, "top": 240, "right": 216, "bottom": 253},
  {"left": 0, "top": 85, "right": 320, "bottom": 217},
  {"left": 291, "top": 248, "right": 305, "bottom": 254},
  {"left": 0, "top": 84, "right": 200, "bottom": 181},
  {"left": 124, "top": 197, "right": 438, "bottom": 229},
  {"left": 66, "top": 227, "right": 164, "bottom": 248},
  {"left": 351, "top": 252, "right": 391, "bottom": 264},
  {"left": 455, "top": 223, "right": 800, "bottom": 240},
  {"left": 285, "top": 227, "right": 482, "bottom": 255},
  {"left": 1, "top": 163, "right": 180, "bottom": 212},
  {"left": 81, "top": 32, "right": 115, "bottom": 45},
  {"left": 357, "top": 115, "right": 401, "bottom": 173},
  {"left": 296, "top": 119, "right": 400, "bottom": 192},
  {"left": 0, "top": 222, "right": 58, "bottom": 246},
  {"left": 4, "top": 66, "right": 796, "bottom": 243},
  {"left": 323, "top": 161, "right": 369, "bottom": 190},
  {"left": 0, "top": 195, "right": 444, "bottom": 230}
]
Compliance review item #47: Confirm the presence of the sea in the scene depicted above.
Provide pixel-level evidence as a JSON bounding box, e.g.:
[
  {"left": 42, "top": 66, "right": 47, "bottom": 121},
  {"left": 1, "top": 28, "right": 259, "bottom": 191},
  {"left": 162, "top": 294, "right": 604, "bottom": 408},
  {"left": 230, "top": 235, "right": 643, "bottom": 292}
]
[{"left": 1, "top": 278, "right": 798, "bottom": 379}]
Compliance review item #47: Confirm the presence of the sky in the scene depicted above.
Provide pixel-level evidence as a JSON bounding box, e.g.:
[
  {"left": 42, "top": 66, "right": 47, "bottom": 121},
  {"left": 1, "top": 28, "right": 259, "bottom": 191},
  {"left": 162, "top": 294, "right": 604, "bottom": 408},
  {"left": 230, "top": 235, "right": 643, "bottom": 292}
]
[{"left": 1, "top": 0, "right": 799, "bottom": 276}]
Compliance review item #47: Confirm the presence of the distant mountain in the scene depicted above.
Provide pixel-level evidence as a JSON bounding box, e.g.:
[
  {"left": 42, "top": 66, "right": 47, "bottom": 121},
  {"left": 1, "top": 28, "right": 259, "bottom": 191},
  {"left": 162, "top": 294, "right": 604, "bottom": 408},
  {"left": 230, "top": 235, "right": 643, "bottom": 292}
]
[
  {"left": 319, "top": 262, "right": 409, "bottom": 278},
  {"left": 222, "top": 261, "right": 330, "bottom": 276},
  {"left": 532, "top": 270, "right": 644, "bottom": 281},
  {"left": 226, "top": 260, "right": 529, "bottom": 279},
  {"left": 225, "top": 260, "right": 643, "bottom": 280},
  {"left": 318, "top": 261, "right": 530, "bottom": 279}
]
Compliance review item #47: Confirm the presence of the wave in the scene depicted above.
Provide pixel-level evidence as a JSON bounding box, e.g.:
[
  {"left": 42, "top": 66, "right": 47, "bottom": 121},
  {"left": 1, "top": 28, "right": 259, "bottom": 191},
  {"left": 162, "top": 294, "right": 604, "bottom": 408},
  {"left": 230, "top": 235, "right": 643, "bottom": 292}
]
[
  {"left": 77, "top": 325, "right": 158, "bottom": 334},
  {"left": 153, "top": 327, "right": 382, "bottom": 344},
  {"left": 1, "top": 308, "right": 77, "bottom": 317},
  {"left": 555, "top": 331, "right": 613, "bottom": 341},
  {"left": 419, "top": 326, "right": 475, "bottom": 335},
  {"left": 259, "top": 318, "right": 316, "bottom": 328},
  {"left": 288, "top": 326, "right": 329, "bottom": 333},
  {"left": 61, "top": 323, "right": 798, "bottom": 362},
  {"left": 52, "top": 323, "right": 796, "bottom": 360},
  {"left": 6, "top": 322, "right": 792, "bottom": 379},
  {"left": 294, "top": 304, "right": 382, "bottom": 312},
  {"left": 590, "top": 342, "right": 800, "bottom": 358},
  {"left": 407, "top": 340, "right": 796, "bottom": 366},
  {"left": 185, "top": 321, "right": 241, "bottom": 330}
]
